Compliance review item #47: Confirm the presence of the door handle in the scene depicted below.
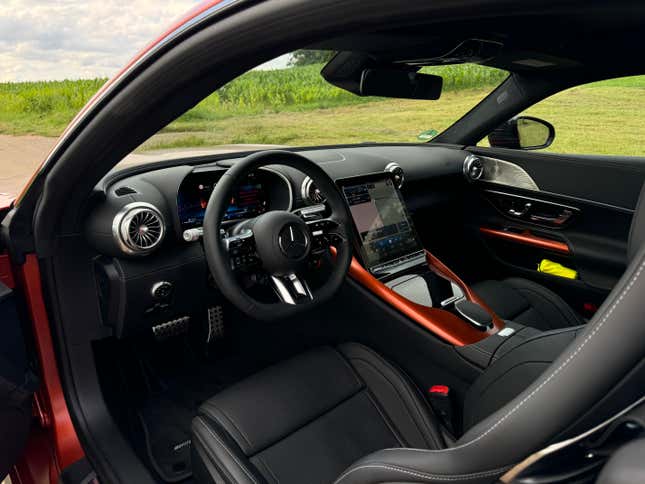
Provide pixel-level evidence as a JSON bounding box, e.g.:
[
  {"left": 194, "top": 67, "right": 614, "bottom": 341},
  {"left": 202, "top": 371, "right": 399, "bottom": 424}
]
[
  {"left": 508, "top": 202, "right": 532, "bottom": 217},
  {"left": 529, "top": 209, "right": 573, "bottom": 226}
]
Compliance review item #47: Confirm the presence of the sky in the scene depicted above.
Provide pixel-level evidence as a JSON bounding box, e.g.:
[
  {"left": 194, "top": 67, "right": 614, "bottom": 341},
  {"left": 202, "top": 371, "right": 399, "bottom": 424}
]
[{"left": 0, "top": 0, "right": 289, "bottom": 83}]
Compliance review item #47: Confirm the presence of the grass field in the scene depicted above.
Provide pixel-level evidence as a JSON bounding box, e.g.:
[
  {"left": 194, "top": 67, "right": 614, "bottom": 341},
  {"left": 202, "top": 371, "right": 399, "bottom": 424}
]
[{"left": 1, "top": 64, "right": 643, "bottom": 156}]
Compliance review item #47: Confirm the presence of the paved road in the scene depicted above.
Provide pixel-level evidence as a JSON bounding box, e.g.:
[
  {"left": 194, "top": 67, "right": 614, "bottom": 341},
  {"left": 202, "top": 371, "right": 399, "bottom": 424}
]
[{"left": 0, "top": 135, "right": 283, "bottom": 203}]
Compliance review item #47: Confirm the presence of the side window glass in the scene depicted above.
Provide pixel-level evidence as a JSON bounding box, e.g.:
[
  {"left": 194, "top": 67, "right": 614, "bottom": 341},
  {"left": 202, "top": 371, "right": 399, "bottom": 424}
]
[{"left": 481, "top": 75, "right": 644, "bottom": 156}]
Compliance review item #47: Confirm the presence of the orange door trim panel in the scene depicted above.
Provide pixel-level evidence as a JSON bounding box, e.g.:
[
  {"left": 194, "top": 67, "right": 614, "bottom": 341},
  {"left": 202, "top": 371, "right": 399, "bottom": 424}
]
[
  {"left": 17, "top": 254, "right": 85, "bottom": 469},
  {"left": 479, "top": 227, "right": 571, "bottom": 254},
  {"left": 346, "top": 250, "right": 504, "bottom": 346}
]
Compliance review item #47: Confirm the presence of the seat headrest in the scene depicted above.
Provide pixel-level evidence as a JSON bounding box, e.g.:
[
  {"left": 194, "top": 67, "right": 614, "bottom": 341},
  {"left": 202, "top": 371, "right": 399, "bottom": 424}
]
[{"left": 628, "top": 182, "right": 645, "bottom": 263}]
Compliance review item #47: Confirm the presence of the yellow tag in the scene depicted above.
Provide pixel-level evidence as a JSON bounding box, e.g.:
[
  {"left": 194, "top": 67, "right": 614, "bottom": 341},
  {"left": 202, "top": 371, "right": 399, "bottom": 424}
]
[{"left": 537, "top": 259, "right": 577, "bottom": 279}]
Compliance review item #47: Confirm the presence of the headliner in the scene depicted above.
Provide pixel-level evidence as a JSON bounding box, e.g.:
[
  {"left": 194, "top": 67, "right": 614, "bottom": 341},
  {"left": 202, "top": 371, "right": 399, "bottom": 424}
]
[{"left": 311, "top": 3, "right": 645, "bottom": 77}]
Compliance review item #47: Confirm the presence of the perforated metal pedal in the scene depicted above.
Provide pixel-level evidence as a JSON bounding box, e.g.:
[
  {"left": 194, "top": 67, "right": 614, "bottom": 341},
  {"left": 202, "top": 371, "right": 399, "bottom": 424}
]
[
  {"left": 206, "top": 306, "right": 224, "bottom": 343},
  {"left": 151, "top": 316, "right": 190, "bottom": 341}
]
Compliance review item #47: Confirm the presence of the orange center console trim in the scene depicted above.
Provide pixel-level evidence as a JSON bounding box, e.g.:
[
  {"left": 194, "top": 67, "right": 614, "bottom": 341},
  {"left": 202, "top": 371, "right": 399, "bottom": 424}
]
[
  {"left": 346, "top": 250, "right": 504, "bottom": 346},
  {"left": 479, "top": 227, "right": 570, "bottom": 254}
]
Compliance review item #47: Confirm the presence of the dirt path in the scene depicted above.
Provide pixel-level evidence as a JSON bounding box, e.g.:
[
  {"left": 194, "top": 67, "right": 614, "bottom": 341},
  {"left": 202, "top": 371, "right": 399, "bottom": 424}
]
[
  {"left": 0, "top": 134, "right": 57, "bottom": 198},
  {"left": 0, "top": 134, "right": 284, "bottom": 202}
]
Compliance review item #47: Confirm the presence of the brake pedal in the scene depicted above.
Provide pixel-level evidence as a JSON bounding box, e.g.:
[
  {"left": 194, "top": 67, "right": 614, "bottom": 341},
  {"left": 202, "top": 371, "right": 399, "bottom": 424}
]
[{"left": 151, "top": 316, "right": 190, "bottom": 341}]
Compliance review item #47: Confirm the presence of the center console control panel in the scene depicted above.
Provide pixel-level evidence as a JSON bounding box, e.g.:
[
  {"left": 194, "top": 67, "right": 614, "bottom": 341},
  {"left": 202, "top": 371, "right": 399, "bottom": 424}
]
[{"left": 338, "top": 171, "right": 505, "bottom": 344}]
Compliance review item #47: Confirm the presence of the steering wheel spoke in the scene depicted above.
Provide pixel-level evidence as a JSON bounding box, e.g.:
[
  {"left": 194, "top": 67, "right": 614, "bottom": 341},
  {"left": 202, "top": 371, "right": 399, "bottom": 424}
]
[
  {"left": 223, "top": 229, "right": 261, "bottom": 271},
  {"left": 270, "top": 272, "right": 313, "bottom": 305},
  {"left": 307, "top": 216, "right": 345, "bottom": 252}
]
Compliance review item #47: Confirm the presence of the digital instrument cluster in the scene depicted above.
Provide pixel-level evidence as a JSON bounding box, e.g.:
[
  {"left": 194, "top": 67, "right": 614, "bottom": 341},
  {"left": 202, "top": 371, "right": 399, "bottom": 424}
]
[{"left": 178, "top": 171, "right": 268, "bottom": 229}]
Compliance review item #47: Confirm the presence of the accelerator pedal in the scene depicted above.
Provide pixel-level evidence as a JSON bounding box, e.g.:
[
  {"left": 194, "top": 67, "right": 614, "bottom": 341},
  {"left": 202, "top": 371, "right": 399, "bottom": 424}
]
[{"left": 206, "top": 306, "right": 225, "bottom": 344}]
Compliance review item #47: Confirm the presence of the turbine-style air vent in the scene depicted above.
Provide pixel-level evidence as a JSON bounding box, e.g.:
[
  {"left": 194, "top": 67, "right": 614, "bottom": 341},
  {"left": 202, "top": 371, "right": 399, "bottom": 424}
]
[
  {"left": 385, "top": 162, "right": 405, "bottom": 189},
  {"left": 113, "top": 203, "right": 165, "bottom": 255},
  {"left": 463, "top": 154, "right": 484, "bottom": 181},
  {"left": 301, "top": 177, "right": 326, "bottom": 205}
]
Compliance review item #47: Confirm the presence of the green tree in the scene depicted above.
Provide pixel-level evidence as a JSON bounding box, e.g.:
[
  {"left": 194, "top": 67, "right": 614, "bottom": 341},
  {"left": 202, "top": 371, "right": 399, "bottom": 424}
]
[{"left": 289, "top": 50, "right": 335, "bottom": 67}]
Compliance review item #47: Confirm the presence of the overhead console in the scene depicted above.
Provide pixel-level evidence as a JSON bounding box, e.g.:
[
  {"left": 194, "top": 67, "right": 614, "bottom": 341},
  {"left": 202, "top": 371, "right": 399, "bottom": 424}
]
[{"left": 337, "top": 171, "right": 506, "bottom": 346}]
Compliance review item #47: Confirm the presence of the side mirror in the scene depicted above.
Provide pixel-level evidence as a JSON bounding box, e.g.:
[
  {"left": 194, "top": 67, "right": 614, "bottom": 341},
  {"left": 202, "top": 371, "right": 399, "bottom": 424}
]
[{"left": 488, "top": 116, "right": 555, "bottom": 150}]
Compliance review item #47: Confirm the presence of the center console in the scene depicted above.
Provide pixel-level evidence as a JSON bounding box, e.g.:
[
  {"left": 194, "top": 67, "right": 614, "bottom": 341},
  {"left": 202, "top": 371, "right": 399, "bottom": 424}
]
[{"left": 338, "top": 171, "right": 508, "bottom": 348}]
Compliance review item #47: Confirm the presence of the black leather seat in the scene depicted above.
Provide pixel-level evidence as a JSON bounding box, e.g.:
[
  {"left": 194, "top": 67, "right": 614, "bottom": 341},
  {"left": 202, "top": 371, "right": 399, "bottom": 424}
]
[
  {"left": 191, "top": 343, "right": 445, "bottom": 484},
  {"left": 471, "top": 277, "right": 584, "bottom": 331},
  {"left": 192, "top": 186, "right": 645, "bottom": 483}
]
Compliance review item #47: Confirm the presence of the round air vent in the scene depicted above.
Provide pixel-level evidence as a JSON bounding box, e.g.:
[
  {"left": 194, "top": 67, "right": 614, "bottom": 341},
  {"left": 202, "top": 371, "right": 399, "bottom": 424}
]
[
  {"left": 463, "top": 154, "right": 484, "bottom": 181},
  {"left": 113, "top": 202, "right": 165, "bottom": 255},
  {"left": 301, "top": 176, "right": 326, "bottom": 205},
  {"left": 385, "top": 162, "right": 405, "bottom": 189}
]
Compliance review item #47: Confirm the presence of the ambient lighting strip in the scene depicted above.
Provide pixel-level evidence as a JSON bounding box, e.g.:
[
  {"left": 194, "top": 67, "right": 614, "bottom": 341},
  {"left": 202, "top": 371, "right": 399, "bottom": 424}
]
[{"left": 479, "top": 227, "right": 571, "bottom": 254}]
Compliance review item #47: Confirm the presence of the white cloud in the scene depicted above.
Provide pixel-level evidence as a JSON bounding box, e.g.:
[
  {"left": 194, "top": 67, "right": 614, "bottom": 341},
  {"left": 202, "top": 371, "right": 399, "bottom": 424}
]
[{"left": 0, "top": 0, "right": 202, "bottom": 82}]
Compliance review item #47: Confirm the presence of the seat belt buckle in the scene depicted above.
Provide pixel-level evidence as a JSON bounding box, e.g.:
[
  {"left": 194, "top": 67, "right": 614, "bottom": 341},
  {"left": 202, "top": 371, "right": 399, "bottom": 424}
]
[{"left": 428, "top": 385, "right": 454, "bottom": 434}]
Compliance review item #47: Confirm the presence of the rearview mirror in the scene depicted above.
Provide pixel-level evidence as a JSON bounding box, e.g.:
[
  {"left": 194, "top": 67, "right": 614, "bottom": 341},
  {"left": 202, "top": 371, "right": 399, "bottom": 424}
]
[
  {"left": 360, "top": 69, "right": 443, "bottom": 100},
  {"left": 488, "top": 116, "right": 555, "bottom": 150}
]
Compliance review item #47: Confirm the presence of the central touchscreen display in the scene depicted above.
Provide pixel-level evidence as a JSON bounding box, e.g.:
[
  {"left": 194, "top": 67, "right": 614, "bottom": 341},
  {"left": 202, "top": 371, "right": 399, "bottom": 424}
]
[{"left": 341, "top": 174, "right": 423, "bottom": 270}]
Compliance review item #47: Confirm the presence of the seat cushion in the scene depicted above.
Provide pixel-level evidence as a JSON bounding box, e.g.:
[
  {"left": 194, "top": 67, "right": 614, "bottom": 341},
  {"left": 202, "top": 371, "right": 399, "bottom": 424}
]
[
  {"left": 472, "top": 277, "right": 584, "bottom": 331},
  {"left": 191, "top": 343, "right": 443, "bottom": 484}
]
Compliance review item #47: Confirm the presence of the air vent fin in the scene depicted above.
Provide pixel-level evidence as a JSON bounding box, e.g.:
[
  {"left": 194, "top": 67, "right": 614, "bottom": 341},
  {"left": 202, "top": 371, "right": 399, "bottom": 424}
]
[
  {"left": 113, "top": 203, "right": 165, "bottom": 255},
  {"left": 114, "top": 186, "right": 137, "bottom": 196}
]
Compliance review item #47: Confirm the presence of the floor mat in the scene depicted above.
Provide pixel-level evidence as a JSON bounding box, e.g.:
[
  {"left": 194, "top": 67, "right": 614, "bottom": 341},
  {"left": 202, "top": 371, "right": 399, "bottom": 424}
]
[
  {"left": 138, "top": 396, "right": 195, "bottom": 482},
  {"left": 133, "top": 339, "right": 227, "bottom": 482}
]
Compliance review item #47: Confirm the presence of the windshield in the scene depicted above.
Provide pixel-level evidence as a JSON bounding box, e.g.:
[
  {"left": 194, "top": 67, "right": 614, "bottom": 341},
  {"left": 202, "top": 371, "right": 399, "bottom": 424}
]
[
  {"left": 0, "top": 48, "right": 507, "bottom": 196},
  {"left": 137, "top": 57, "right": 507, "bottom": 156}
]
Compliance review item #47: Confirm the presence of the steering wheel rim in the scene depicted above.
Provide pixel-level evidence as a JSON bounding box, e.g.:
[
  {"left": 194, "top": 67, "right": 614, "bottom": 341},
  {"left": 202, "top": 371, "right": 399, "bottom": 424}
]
[{"left": 203, "top": 150, "right": 352, "bottom": 321}]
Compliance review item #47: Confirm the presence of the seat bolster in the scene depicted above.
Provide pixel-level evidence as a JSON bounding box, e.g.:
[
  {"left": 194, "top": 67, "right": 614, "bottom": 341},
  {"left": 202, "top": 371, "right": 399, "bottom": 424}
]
[
  {"left": 333, "top": 448, "right": 509, "bottom": 484},
  {"left": 191, "top": 416, "right": 266, "bottom": 484},
  {"left": 504, "top": 278, "right": 584, "bottom": 329},
  {"left": 472, "top": 278, "right": 583, "bottom": 331},
  {"left": 338, "top": 343, "right": 445, "bottom": 449}
]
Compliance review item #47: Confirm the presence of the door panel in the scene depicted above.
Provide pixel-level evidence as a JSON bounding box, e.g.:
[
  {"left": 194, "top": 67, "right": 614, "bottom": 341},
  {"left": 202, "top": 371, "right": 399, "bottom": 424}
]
[
  {"left": 461, "top": 148, "right": 642, "bottom": 317},
  {"left": 470, "top": 147, "right": 645, "bottom": 209},
  {"left": 0, "top": 263, "right": 37, "bottom": 478}
]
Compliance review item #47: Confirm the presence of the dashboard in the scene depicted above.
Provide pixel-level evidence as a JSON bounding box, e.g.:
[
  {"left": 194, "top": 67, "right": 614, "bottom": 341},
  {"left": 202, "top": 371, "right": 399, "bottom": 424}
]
[
  {"left": 87, "top": 145, "right": 465, "bottom": 260},
  {"left": 84, "top": 144, "right": 467, "bottom": 337}
]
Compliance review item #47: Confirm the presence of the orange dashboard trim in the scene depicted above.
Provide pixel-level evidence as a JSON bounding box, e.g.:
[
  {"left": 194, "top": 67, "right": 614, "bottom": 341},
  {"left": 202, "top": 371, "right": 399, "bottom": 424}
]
[
  {"left": 346, "top": 250, "right": 504, "bottom": 346},
  {"left": 479, "top": 227, "right": 571, "bottom": 254}
]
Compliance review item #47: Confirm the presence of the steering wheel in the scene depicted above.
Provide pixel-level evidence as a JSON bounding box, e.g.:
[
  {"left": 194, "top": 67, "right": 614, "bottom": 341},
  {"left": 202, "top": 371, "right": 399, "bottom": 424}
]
[{"left": 202, "top": 150, "right": 352, "bottom": 321}]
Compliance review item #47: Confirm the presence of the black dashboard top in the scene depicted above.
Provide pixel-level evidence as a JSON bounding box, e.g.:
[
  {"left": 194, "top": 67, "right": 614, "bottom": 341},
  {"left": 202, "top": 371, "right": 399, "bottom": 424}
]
[{"left": 87, "top": 144, "right": 468, "bottom": 258}]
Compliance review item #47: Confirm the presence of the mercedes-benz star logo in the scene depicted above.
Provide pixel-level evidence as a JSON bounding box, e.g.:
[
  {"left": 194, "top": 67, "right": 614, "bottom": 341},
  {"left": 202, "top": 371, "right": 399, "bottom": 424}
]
[{"left": 278, "top": 223, "right": 308, "bottom": 259}]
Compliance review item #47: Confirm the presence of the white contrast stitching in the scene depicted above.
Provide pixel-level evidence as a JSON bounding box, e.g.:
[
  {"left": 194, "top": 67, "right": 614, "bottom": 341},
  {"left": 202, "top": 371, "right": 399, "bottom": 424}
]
[
  {"left": 334, "top": 463, "right": 507, "bottom": 483},
  {"left": 196, "top": 418, "right": 260, "bottom": 484},
  {"left": 380, "top": 257, "right": 645, "bottom": 457}
]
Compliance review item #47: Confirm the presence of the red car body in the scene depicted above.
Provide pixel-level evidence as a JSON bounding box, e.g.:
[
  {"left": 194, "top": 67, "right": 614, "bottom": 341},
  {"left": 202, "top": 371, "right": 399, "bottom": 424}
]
[{"left": 3, "top": 2, "right": 231, "bottom": 482}]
